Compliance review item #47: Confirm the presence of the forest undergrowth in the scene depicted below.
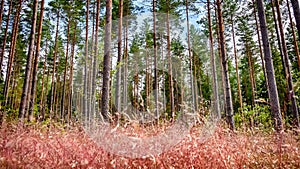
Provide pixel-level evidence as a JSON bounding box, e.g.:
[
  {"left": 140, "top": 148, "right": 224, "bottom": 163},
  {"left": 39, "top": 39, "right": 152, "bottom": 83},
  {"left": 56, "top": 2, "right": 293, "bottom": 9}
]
[{"left": 0, "top": 121, "right": 299, "bottom": 168}]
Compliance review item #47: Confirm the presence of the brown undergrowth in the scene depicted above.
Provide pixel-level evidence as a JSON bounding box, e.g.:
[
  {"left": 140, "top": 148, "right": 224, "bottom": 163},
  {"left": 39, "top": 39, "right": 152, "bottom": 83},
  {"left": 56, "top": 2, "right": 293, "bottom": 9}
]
[{"left": 0, "top": 121, "right": 299, "bottom": 168}]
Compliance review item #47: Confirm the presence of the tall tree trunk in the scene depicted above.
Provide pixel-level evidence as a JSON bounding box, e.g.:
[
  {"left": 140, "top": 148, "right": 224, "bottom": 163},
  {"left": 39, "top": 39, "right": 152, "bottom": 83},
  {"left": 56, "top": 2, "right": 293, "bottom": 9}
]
[
  {"left": 54, "top": 78, "right": 60, "bottom": 120},
  {"left": 84, "top": 0, "right": 90, "bottom": 124},
  {"left": 28, "top": 0, "right": 45, "bottom": 120},
  {"left": 39, "top": 41, "right": 48, "bottom": 121},
  {"left": 91, "top": 0, "right": 100, "bottom": 120},
  {"left": 115, "top": 0, "right": 123, "bottom": 113},
  {"left": 230, "top": 14, "right": 242, "bottom": 109},
  {"left": 245, "top": 42, "right": 256, "bottom": 106},
  {"left": 287, "top": 0, "right": 300, "bottom": 70},
  {"left": 122, "top": 9, "right": 128, "bottom": 114},
  {"left": 25, "top": 57, "right": 34, "bottom": 120},
  {"left": 49, "top": 11, "right": 60, "bottom": 121},
  {"left": 256, "top": 0, "right": 283, "bottom": 131},
  {"left": 274, "top": 0, "right": 299, "bottom": 127},
  {"left": 19, "top": 0, "right": 38, "bottom": 120},
  {"left": 207, "top": 0, "right": 221, "bottom": 119},
  {"left": 68, "top": 23, "right": 77, "bottom": 123},
  {"left": 216, "top": 0, "right": 235, "bottom": 130},
  {"left": 0, "top": 0, "right": 12, "bottom": 75},
  {"left": 9, "top": 65, "right": 18, "bottom": 109},
  {"left": 101, "top": 0, "right": 112, "bottom": 120},
  {"left": 0, "top": 0, "right": 4, "bottom": 29},
  {"left": 3, "top": 0, "right": 22, "bottom": 106},
  {"left": 166, "top": 0, "right": 175, "bottom": 119},
  {"left": 61, "top": 20, "right": 70, "bottom": 122},
  {"left": 270, "top": 0, "right": 289, "bottom": 114},
  {"left": 153, "top": 0, "right": 159, "bottom": 120},
  {"left": 291, "top": 0, "right": 300, "bottom": 42},
  {"left": 214, "top": 1, "right": 226, "bottom": 114},
  {"left": 186, "top": 0, "right": 196, "bottom": 112},
  {"left": 252, "top": 0, "right": 267, "bottom": 89}
]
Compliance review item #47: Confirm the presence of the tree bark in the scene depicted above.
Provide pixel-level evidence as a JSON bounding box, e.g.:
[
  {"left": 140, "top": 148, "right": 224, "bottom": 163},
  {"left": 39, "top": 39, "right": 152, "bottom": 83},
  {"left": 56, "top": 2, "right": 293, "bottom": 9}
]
[
  {"left": 3, "top": 0, "right": 22, "bottom": 106},
  {"left": 216, "top": 0, "right": 235, "bottom": 130},
  {"left": 68, "top": 23, "right": 77, "bottom": 123},
  {"left": 252, "top": 0, "right": 268, "bottom": 95},
  {"left": 84, "top": 0, "right": 89, "bottom": 124},
  {"left": 39, "top": 41, "right": 48, "bottom": 121},
  {"left": 0, "top": 0, "right": 4, "bottom": 30},
  {"left": 186, "top": 0, "right": 196, "bottom": 112},
  {"left": 101, "top": 0, "right": 112, "bottom": 120},
  {"left": 115, "top": 0, "right": 123, "bottom": 113},
  {"left": 91, "top": 0, "right": 100, "bottom": 120},
  {"left": 61, "top": 20, "right": 70, "bottom": 122},
  {"left": 287, "top": 0, "right": 300, "bottom": 70},
  {"left": 274, "top": 0, "right": 299, "bottom": 127},
  {"left": 153, "top": 0, "right": 159, "bottom": 120},
  {"left": 166, "top": 0, "right": 175, "bottom": 119},
  {"left": 19, "top": 0, "right": 38, "bottom": 120},
  {"left": 207, "top": 0, "right": 221, "bottom": 119},
  {"left": 28, "top": 0, "right": 45, "bottom": 120},
  {"left": 256, "top": 0, "right": 283, "bottom": 131},
  {"left": 230, "top": 14, "right": 242, "bottom": 109},
  {"left": 50, "top": 11, "right": 60, "bottom": 120},
  {"left": 245, "top": 42, "right": 256, "bottom": 106},
  {"left": 291, "top": 0, "right": 300, "bottom": 43},
  {"left": 0, "top": 0, "right": 12, "bottom": 78}
]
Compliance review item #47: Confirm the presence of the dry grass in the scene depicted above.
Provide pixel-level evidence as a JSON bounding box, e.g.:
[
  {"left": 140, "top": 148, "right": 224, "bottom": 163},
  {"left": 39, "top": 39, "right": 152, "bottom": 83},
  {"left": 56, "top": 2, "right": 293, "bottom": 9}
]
[{"left": 0, "top": 122, "right": 299, "bottom": 168}]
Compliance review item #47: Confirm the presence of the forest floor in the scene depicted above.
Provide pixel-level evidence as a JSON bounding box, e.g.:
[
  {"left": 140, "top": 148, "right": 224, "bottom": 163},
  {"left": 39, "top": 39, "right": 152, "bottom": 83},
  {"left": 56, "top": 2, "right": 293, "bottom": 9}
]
[{"left": 0, "top": 121, "right": 299, "bottom": 168}]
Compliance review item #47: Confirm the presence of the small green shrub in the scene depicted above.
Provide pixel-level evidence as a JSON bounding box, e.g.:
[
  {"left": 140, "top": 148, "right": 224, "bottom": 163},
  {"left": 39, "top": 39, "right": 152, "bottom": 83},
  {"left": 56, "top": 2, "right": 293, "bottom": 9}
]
[{"left": 234, "top": 105, "right": 273, "bottom": 131}]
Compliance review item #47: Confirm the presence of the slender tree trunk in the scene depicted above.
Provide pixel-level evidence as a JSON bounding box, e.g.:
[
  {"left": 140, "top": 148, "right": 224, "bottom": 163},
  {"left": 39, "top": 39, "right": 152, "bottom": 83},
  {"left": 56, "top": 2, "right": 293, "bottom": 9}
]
[
  {"left": 256, "top": 0, "right": 283, "bottom": 131},
  {"left": 61, "top": 20, "right": 70, "bottom": 122},
  {"left": 270, "top": 0, "right": 290, "bottom": 116},
  {"left": 68, "top": 23, "right": 77, "bottom": 123},
  {"left": 49, "top": 12, "right": 60, "bottom": 122},
  {"left": 101, "top": 0, "right": 112, "bottom": 120},
  {"left": 291, "top": 0, "right": 300, "bottom": 42},
  {"left": 122, "top": 10, "right": 129, "bottom": 113},
  {"left": 3, "top": 0, "right": 22, "bottom": 106},
  {"left": 274, "top": 0, "right": 299, "bottom": 127},
  {"left": 153, "top": 0, "right": 159, "bottom": 120},
  {"left": 145, "top": 41, "right": 149, "bottom": 110},
  {"left": 0, "top": 0, "right": 12, "bottom": 74},
  {"left": 287, "top": 0, "right": 300, "bottom": 70},
  {"left": 186, "top": 0, "right": 196, "bottom": 112},
  {"left": 88, "top": 3, "right": 96, "bottom": 124},
  {"left": 91, "top": 0, "right": 100, "bottom": 121},
  {"left": 252, "top": 0, "right": 268, "bottom": 90},
  {"left": 216, "top": 0, "right": 235, "bottom": 130},
  {"left": 28, "top": 0, "right": 45, "bottom": 120},
  {"left": 166, "top": 0, "right": 175, "bottom": 119},
  {"left": 10, "top": 65, "right": 18, "bottom": 109},
  {"left": 271, "top": 1, "right": 286, "bottom": 76},
  {"left": 245, "top": 42, "right": 256, "bottom": 106},
  {"left": 25, "top": 58, "right": 34, "bottom": 120},
  {"left": 230, "top": 14, "right": 242, "bottom": 109},
  {"left": 84, "top": 0, "right": 90, "bottom": 124},
  {"left": 115, "top": 0, "right": 123, "bottom": 113},
  {"left": 214, "top": 1, "right": 226, "bottom": 114},
  {"left": 0, "top": 0, "right": 4, "bottom": 30},
  {"left": 208, "top": 0, "right": 220, "bottom": 118},
  {"left": 55, "top": 78, "right": 60, "bottom": 120},
  {"left": 19, "top": 0, "right": 38, "bottom": 120},
  {"left": 39, "top": 41, "right": 48, "bottom": 121}
]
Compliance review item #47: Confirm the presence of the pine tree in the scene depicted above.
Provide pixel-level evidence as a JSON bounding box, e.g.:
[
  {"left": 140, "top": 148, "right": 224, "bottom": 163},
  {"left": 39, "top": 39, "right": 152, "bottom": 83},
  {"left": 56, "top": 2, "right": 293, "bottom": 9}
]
[
  {"left": 19, "top": 0, "right": 38, "bottom": 120},
  {"left": 101, "top": 0, "right": 112, "bottom": 120},
  {"left": 216, "top": 0, "right": 235, "bottom": 130},
  {"left": 256, "top": 0, "right": 283, "bottom": 131}
]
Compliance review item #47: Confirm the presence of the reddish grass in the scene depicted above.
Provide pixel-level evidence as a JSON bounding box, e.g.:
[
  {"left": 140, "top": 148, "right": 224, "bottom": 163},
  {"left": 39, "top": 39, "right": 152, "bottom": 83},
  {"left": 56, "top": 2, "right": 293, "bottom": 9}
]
[{"left": 0, "top": 122, "right": 299, "bottom": 168}]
